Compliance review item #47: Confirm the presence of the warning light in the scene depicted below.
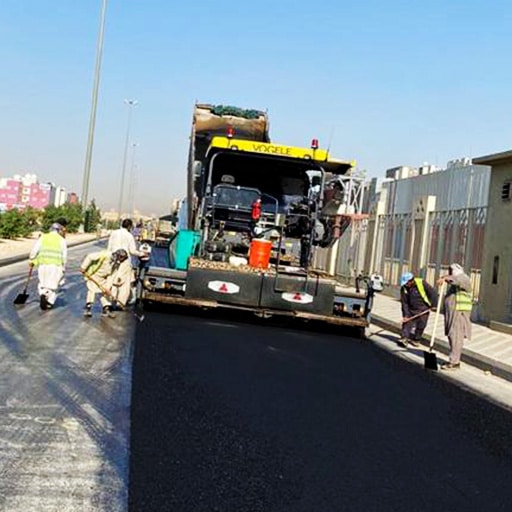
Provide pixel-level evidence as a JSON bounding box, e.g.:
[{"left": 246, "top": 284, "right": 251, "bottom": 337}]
[
  {"left": 311, "top": 138, "right": 319, "bottom": 150},
  {"left": 227, "top": 127, "right": 235, "bottom": 138},
  {"left": 251, "top": 198, "right": 262, "bottom": 221}
]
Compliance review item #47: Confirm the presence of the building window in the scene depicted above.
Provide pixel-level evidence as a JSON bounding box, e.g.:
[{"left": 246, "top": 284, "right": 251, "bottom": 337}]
[
  {"left": 492, "top": 255, "right": 499, "bottom": 284},
  {"left": 502, "top": 181, "right": 512, "bottom": 201}
]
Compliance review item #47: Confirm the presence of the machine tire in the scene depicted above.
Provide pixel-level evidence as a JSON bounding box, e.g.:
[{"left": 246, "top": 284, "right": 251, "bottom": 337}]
[{"left": 205, "top": 241, "right": 231, "bottom": 253}]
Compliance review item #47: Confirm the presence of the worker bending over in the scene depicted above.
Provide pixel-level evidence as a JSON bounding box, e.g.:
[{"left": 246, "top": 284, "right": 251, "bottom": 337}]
[{"left": 81, "top": 249, "right": 129, "bottom": 318}]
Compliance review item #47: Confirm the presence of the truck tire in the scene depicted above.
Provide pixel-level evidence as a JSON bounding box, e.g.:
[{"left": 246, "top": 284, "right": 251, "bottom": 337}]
[{"left": 352, "top": 326, "right": 366, "bottom": 340}]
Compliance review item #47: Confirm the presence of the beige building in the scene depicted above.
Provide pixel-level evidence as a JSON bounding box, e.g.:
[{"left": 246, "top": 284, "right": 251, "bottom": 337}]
[{"left": 473, "top": 150, "right": 512, "bottom": 327}]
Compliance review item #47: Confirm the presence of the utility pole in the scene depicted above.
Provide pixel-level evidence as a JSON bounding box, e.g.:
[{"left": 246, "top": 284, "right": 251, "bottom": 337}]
[
  {"left": 81, "top": 0, "right": 108, "bottom": 210},
  {"left": 117, "top": 99, "right": 138, "bottom": 221},
  {"left": 127, "top": 142, "right": 139, "bottom": 216}
]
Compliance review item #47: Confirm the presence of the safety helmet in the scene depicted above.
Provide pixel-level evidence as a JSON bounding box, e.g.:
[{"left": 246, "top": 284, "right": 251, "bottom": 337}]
[{"left": 400, "top": 272, "right": 414, "bottom": 287}]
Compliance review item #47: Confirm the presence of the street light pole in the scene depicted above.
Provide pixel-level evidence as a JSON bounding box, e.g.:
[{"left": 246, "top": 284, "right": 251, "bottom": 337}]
[
  {"left": 127, "top": 142, "right": 139, "bottom": 216},
  {"left": 117, "top": 99, "right": 138, "bottom": 221},
  {"left": 81, "top": 0, "right": 108, "bottom": 210}
]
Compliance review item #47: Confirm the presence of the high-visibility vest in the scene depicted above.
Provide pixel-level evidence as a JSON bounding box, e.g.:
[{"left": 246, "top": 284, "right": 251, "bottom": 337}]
[
  {"left": 455, "top": 289, "right": 473, "bottom": 312},
  {"left": 413, "top": 278, "right": 431, "bottom": 307},
  {"left": 403, "top": 277, "right": 431, "bottom": 307},
  {"left": 35, "top": 232, "right": 64, "bottom": 266},
  {"left": 85, "top": 251, "right": 109, "bottom": 276}
]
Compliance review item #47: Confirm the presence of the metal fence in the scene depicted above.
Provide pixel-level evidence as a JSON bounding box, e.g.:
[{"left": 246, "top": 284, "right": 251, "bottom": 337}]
[
  {"left": 312, "top": 217, "right": 369, "bottom": 284},
  {"left": 372, "top": 206, "right": 486, "bottom": 301},
  {"left": 313, "top": 206, "right": 486, "bottom": 303}
]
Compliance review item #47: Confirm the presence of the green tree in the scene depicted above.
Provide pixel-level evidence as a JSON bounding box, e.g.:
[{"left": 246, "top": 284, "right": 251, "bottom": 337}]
[
  {"left": 20, "top": 207, "right": 41, "bottom": 237},
  {"left": 41, "top": 203, "right": 83, "bottom": 233},
  {"left": 0, "top": 209, "right": 27, "bottom": 239},
  {"left": 59, "top": 203, "right": 83, "bottom": 233},
  {"left": 41, "top": 205, "right": 60, "bottom": 232},
  {"left": 84, "top": 200, "right": 102, "bottom": 233}
]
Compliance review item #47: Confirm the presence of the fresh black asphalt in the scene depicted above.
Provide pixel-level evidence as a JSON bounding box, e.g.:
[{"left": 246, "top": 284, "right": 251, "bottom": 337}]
[{"left": 129, "top": 309, "right": 512, "bottom": 512}]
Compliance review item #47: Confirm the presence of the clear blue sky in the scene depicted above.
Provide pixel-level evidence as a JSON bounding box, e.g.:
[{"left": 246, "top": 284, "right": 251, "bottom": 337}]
[{"left": 1, "top": 0, "right": 511, "bottom": 215}]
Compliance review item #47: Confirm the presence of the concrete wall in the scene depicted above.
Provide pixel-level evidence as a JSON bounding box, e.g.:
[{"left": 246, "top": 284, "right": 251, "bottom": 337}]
[
  {"left": 480, "top": 161, "right": 512, "bottom": 323},
  {"left": 382, "top": 164, "right": 490, "bottom": 215}
]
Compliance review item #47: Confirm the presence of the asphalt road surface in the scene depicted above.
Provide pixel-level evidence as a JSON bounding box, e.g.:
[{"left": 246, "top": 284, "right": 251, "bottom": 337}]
[
  {"left": 129, "top": 309, "right": 512, "bottom": 512},
  {"left": 0, "top": 240, "right": 132, "bottom": 511}
]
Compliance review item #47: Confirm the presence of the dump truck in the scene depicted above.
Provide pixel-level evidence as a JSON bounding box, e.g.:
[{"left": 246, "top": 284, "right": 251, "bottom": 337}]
[{"left": 138, "top": 103, "right": 374, "bottom": 335}]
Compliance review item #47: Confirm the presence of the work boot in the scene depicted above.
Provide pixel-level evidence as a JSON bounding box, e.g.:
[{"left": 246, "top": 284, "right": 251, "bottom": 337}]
[
  {"left": 440, "top": 362, "right": 461, "bottom": 370},
  {"left": 40, "top": 294, "right": 49, "bottom": 311},
  {"left": 84, "top": 303, "right": 93, "bottom": 318},
  {"left": 101, "top": 305, "right": 115, "bottom": 318},
  {"left": 397, "top": 337, "right": 409, "bottom": 348}
]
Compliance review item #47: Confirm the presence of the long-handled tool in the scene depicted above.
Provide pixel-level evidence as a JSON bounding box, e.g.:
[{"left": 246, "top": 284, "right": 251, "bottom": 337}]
[
  {"left": 13, "top": 266, "right": 34, "bottom": 305},
  {"left": 367, "top": 308, "right": 431, "bottom": 338},
  {"left": 423, "top": 281, "right": 446, "bottom": 371},
  {"left": 84, "top": 273, "right": 145, "bottom": 322}
]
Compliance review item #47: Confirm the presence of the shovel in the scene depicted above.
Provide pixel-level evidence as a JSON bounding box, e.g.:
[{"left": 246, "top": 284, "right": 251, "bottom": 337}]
[
  {"left": 13, "top": 266, "right": 34, "bottom": 305},
  {"left": 423, "top": 281, "right": 446, "bottom": 371},
  {"left": 84, "top": 272, "right": 145, "bottom": 322},
  {"left": 367, "top": 308, "right": 431, "bottom": 338}
]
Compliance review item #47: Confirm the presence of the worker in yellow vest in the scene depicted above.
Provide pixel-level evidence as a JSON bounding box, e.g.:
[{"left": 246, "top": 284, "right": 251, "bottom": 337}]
[
  {"left": 29, "top": 222, "right": 67, "bottom": 310},
  {"left": 80, "top": 249, "right": 129, "bottom": 318},
  {"left": 399, "top": 272, "right": 438, "bottom": 348},
  {"left": 437, "top": 263, "right": 473, "bottom": 370}
]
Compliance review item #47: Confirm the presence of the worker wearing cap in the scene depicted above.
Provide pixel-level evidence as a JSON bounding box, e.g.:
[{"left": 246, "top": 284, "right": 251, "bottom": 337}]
[
  {"left": 437, "top": 263, "right": 472, "bottom": 370},
  {"left": 29, "top": 222, "right": 67, "bottom": 310},
  {"left": 399, "top": 272, "right": 438, "bottom": 348},
  {"left": 80, "top": 249, "right": 129, "bottom": 318},
  {"left": 108, "top": 218, "right": 149, "bottom": 307}
]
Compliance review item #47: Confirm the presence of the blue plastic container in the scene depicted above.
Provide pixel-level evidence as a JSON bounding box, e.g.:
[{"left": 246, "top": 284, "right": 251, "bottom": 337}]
[{"left": 174, "top": 230, "right": 200, "bottom": 270}]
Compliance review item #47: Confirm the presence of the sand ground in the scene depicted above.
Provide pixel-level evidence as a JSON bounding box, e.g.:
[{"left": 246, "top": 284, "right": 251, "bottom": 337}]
[{"left": 0, "top": 233, "right": 99, "bottom": 261}]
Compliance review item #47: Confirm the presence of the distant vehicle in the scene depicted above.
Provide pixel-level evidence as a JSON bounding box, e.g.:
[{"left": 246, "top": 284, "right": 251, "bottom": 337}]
[{"left": 138, "top": 103, "right": 373, "bottom": 336}]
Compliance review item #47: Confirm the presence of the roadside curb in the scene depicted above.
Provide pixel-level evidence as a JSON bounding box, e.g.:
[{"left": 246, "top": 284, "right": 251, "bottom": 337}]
[
  {"left": 369, "top": 313, "right": 512, "bottom": 384},
  {"left": 0, "top": 236, "right": 105, "bottom": 268}
]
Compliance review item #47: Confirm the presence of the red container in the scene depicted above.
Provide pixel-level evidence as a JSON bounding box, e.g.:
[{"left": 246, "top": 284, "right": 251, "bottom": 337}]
[{"left": 249, "top": 239, "right": 272, "bottom": 269}]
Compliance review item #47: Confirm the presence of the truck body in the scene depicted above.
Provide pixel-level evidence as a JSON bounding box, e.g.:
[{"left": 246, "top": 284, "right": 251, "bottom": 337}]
[{"left": 139, "top": 104, "right": 373, "bottom": 334}]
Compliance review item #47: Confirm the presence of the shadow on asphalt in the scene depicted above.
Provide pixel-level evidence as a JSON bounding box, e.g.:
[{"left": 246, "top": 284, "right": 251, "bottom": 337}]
[{"left": 140, "top": 300, "right": 366, "bottom": 340}]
